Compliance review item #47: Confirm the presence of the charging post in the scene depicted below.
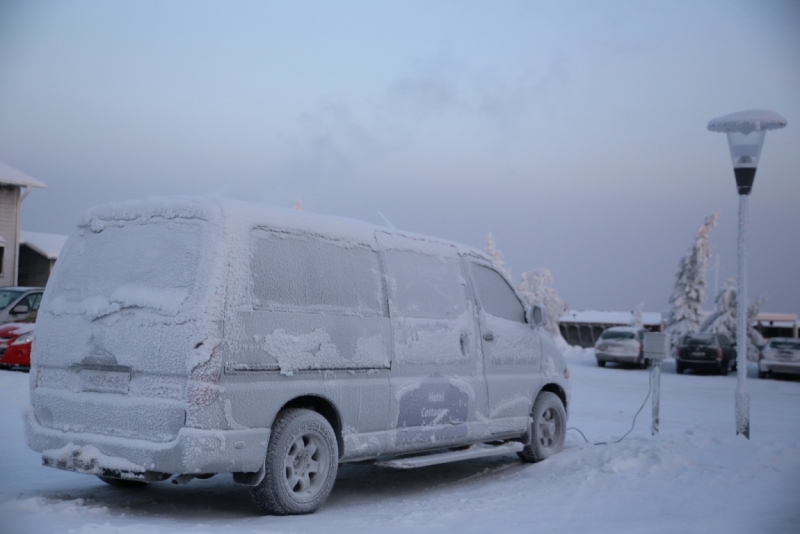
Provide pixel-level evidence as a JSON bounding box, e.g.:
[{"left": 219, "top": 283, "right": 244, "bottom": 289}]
[{"left": 644, "top": 332, "right": 668, "bottom": 436}]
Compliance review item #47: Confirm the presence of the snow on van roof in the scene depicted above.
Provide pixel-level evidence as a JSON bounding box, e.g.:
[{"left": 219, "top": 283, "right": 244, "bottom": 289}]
[{"left": 80, "top": 195, "right": 492, "bottom": 260}]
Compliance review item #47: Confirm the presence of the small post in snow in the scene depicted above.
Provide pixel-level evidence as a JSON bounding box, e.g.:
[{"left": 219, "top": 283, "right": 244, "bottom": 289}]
[
  {"left": 644, "top": 332, "right": 668, "bottom": 436},
  {"left": 708, "top": 110, "right": 787, "bottom": 439}
]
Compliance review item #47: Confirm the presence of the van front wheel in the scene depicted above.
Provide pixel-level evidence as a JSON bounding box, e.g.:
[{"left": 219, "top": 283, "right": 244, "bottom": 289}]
[
  {"left": 518, "top": 392, "right": 566, "bottom": 463},
  {"left": 250, "top": 408, "right": 338, "bottom": 515}
]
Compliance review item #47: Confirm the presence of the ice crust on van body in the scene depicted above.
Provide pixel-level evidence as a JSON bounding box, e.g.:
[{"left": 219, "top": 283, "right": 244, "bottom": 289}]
[{"left": 26, "top": 195, "right": 568, "bottom": 481}]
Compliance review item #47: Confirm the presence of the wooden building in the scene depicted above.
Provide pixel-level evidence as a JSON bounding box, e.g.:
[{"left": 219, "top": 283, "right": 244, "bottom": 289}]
[{"left": 0, "top": 162, "right": 46, "bottom": 286}]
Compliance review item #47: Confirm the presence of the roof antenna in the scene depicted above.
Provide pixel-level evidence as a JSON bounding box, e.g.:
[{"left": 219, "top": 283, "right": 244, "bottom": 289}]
[{"left": 377, "top": 211, "right": 396, "bottom": 229}]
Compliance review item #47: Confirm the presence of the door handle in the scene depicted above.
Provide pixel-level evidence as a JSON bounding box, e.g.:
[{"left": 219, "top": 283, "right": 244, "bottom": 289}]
[{"left": 483, "top": 332, "right": 494, "bottom": 342}]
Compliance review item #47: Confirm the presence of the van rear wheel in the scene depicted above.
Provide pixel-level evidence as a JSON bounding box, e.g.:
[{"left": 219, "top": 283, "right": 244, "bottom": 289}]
[
  {"left": 250, "top": 408, "right": 338, "bottom": 515},
  {"left": 518, "top": 392, "right": 566, "bottom": 463}
]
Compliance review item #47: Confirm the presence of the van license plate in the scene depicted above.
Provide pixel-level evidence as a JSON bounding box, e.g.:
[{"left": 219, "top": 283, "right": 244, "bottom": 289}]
[{"left": 80, "top": 369, "right": 130, "bottom": 394}]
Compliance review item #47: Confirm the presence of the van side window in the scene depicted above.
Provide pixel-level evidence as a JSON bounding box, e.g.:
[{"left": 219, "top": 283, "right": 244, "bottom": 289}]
[
  {"left": 382, "top": 250, "right": 467, "bottom": 319},
  {"left": 251, "top": 230, "right": 385, "bottom": 315},
  {"left": 470, "top": 263, "right": 525, "bottom": 323}
]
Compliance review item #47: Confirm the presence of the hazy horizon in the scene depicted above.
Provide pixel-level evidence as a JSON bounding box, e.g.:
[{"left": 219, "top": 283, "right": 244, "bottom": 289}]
[{"left": 1, "top": 0, "right": 798, "bottom": 313}]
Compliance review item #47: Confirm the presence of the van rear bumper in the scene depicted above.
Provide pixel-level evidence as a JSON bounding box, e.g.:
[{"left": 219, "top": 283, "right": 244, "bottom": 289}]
[{"left": 24, "top": 405, "right": 270, "bottom": 477}]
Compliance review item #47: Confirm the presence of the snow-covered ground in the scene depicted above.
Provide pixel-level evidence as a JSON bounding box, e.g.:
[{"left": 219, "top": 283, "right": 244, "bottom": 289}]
[{"left": 2, "top": 349, "right": 798, "bottom": 534}]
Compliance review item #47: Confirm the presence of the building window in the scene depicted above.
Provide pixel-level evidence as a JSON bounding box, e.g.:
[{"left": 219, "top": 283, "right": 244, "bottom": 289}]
[{"left": 0, "top": 245, "right": 4, "bottom": 276}]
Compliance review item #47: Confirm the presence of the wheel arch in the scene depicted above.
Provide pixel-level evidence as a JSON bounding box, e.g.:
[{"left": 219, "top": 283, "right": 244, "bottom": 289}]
[
  {"left": 279, "top": 395, "right": 344, "bottom": 458},
  {"left": 539, "top": 382, "right": 568, "bottom": 414}
]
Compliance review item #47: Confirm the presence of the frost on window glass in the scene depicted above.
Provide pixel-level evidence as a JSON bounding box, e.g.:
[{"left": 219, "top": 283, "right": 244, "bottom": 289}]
[
  {"left": 383, "top": 251, "right": 466, "bottom": 320},
  {"left": 50, "top": 220, "right": 202, "bottom": 308},
  {"left": 470, "top": 263, "right": 525, "bottom": 323},
  {"left": 250, "top": 229, "right": 384, "bottom": 315}
]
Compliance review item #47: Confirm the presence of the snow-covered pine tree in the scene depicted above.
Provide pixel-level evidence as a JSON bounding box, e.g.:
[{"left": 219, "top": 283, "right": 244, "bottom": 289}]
[
  {"left": 485, "top": 233, "right": 511, "bottom": 279},
  {"left": 631, "top": 302, "right": 645, "bottom": 328},
  {"left": 665, "top": 213, "right": 719, "bottom": 346},
  {"left": 700, "top": 278, "right": 737, "bottom": 339},
  {"left": 518, "top": 269, "right": 568, "bottom": 339},
  {"left": 700, "top": 278, "right": 766, "bottom": 362}
]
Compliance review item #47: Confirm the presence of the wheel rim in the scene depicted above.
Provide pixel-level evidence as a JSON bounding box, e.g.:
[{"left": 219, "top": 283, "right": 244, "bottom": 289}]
[
  {"left": 537, "top": 407, "right": 561, "bottom": 449},
  {"left": 282, "top": 430, "right": 331, "bottom": 502}
]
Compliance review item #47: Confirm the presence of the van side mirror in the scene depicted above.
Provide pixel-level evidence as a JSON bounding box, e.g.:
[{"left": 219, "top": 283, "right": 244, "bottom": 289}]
[
  {"left": 11, "top": 304, "right": 29, "bottom": 315},
  {"left": 527, "top": 304, "right": 546, "bottom": 328}
]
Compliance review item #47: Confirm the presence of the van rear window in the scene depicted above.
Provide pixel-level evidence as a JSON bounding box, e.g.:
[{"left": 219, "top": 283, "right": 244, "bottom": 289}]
[
  {"left": 250, "top": 230, "right": 385, "bottom": 315},
  {"left": 49, "top": 220, "right": 202, "bottom": 312}
]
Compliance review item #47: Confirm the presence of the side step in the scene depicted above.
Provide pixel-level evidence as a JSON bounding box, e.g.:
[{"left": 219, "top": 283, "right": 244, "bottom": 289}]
[{"left": 377, "top": 442, "right": 524, "bottom": 469}]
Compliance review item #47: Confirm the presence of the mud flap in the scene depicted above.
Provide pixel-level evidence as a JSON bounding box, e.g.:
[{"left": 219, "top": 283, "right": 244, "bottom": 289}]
[{"left": 232, "top": 459, "right": 266, "bottom": 486}]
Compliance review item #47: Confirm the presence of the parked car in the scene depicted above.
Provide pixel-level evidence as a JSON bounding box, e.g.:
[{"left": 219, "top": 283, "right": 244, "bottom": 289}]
[
  {"left": 595, "top": 326, "right": 647, "bottom": 368},
  {"left": 758, "top": 338, "right": 800, "bottom": 379},
  {"left": 0, "top": 287, "right": 44, "bottom": 325},
  {"left": 674, "top": 333, "right": 736, "bottom": 375},
  {"left": 25, "top": 197, "right": 570, "bottom": 516},
  {"left": 0, "top": 322, "right": 34, "bottom": 370}
]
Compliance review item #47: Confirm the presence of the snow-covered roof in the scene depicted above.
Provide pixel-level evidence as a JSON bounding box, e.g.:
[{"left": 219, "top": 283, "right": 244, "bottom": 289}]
[
  {"left": 20, "top": 231, "right": 68, "bottom": 260},
  {"left": 707, "top": 110, "right": 788, "bottom": 135},
  {"left": 755, "top": 312, "right": 797, "bottom": 323},
  {"left": 80, "top": 196, "right": 493, "bottom": 261},
  {"left": 560, "top": 310, "right": 664, "bottom": 327},
  {"left": 0, "top": 161, "right": 46, "bottom": 189}
]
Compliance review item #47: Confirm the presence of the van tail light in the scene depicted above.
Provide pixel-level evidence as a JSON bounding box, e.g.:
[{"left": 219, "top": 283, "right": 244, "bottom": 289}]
[{"left": 717, "top": 348, "right": 723, "bottom": 360}]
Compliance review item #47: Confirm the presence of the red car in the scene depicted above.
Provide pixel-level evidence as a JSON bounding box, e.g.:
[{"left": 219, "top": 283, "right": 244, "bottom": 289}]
[{"left": 0, "top": 322, "right": 34, "bottom": 371}]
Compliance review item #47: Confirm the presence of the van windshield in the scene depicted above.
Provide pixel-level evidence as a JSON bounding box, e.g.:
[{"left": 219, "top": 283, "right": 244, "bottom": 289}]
[{"left": 49, "top": 220, "right": 204, "bottom": 315}]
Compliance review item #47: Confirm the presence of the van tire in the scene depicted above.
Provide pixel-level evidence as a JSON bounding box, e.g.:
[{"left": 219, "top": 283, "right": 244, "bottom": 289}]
[
  {"left": 250, "top": 408, "right": 338, "bottom": 515},
  {"left": 518, "top": 392, "right": 566, "bottom": 463}
]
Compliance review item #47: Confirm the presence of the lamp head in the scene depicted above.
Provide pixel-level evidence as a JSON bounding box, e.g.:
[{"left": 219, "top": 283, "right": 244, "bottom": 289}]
[{"left": 708, "top": 110, "right": 787, "bottom": 195}]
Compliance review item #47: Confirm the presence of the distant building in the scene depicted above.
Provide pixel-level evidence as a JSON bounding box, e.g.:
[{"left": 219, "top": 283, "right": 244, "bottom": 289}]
[
  {"left": 0, "top": 162, "right": 46, "bottom": 286},
  {"left": 754, "top": 313, "right": 798, "bottom": 340},
  {"left": 559, "top": 310, "right": 665, "bottom": 348},
  {"left": 18, "top": 231, "right": 68, "bottom": 287}
]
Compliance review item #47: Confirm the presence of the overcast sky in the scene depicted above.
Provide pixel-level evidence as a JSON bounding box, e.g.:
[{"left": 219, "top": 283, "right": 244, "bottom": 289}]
[{"left": 1, "top": 0, "right": 798, "bottom": 314}]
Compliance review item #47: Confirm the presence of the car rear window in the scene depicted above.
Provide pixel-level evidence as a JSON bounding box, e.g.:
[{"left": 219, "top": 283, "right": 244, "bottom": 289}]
[
  {"left": 770, "top": 340, "right": 800, "bottom": 350},
  {"left": 601, "top": 330, "right": 635, "bottom": 340},
  {"left": 685, "top": 335, "right": 714, "bottom": 346}
]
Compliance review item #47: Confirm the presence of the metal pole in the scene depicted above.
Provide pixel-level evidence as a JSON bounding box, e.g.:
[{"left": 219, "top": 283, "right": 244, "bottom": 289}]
[
  {"left": 651, "top": 361, "right": 660, "bottom": 436},
  {"left": 735, "top": 193, "right": 750, "bottom": 438}
]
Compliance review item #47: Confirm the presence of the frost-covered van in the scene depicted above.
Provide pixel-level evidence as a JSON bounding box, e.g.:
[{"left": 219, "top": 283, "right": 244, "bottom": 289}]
[{"left": 25, "top": 197, "right": 570, "bottom": 515}]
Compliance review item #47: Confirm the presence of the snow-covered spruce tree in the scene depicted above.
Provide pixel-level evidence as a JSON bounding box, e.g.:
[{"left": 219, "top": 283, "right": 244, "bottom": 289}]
[
  {"left": 664, "top": 213, "right": 719, "bottom": 346},
  {"left": 700, "top": 278, "right": 737, "bottom": 339},
  {"left": 700, "top": 278, "right": 766, "bottom": 362},
  {"left": 485, "top": 233, "right": 511, "bottom": 280},
  {"left": 631, "top": 302, "right": 645, "bottom": 328},
  {"left": 518, "top": 269, "right": 568, "bottom": 339}
]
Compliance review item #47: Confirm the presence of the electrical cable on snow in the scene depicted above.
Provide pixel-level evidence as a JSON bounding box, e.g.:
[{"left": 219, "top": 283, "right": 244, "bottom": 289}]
[{"left": 567, "top": 366, "right": 653, "bottom": 446}]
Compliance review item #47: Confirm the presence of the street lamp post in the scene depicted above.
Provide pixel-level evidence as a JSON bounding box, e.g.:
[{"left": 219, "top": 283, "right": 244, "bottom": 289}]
[{"left": 707, "top": 110, "right": 787, "bottom": 439}]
